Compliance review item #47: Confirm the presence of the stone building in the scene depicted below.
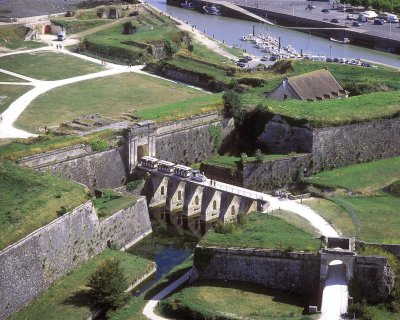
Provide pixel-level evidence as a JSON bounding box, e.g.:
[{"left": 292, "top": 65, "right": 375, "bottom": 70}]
[{"left": 268, "top": 69, "right": 348, "bottom": 101}]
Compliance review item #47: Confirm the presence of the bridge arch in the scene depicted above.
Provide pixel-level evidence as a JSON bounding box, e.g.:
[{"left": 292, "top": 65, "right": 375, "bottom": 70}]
[{"left": 320, "top": 255, "right": 355, "bottom": 282}]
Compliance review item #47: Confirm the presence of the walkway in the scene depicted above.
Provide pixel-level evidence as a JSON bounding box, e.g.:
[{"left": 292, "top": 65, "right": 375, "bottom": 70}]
[{"left": 143, "top": 270, "right": 192, "bottom": 320}]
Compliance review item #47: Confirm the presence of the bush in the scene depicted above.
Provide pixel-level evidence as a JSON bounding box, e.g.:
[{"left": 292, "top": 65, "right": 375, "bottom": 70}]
[
  {"left": 90, "top": 138, "right": 108, "bottom": 151},
  {"left": 213, "top": 221, "right": 236, "bottom": 234},
  {"left": 348, "top": 301, "right": 372, "bottom": 320},
  {"left": 254, "top": 149, "right": 264, "bottom": 162},
  {"left": 237, "top": 212, "right": 248, "bottom": 225},
  {"left": 87, "top": 258, "right": 129, "bottom": 309},
  {"left": 208, "top": 124, "right": 222, "bottom": 152},
  {"left": 125, "top": 180, "right": 143, "bottom": 191}
]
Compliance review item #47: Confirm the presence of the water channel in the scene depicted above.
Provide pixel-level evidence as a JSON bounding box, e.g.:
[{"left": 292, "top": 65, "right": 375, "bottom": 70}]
[
  {"left": 128, "top": 206, "right": 214, "bottom": 294},
  {"left": 148, "top": 0, "right": 400, "bottom": 67}
]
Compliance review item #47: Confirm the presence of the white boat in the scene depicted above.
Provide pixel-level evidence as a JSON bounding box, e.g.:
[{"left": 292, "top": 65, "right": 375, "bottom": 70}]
[
  {"left": 330, "top": 37, "right": 351, "bottom": 44},
  {"left": 203, "top": 5, "right": 221, "bottom": 15},
  {"left": 181, "top": 1, "right": 194, "bottom": 9},
  {"left": 241, "top": 34, "right": 254, "bottom": 41}
]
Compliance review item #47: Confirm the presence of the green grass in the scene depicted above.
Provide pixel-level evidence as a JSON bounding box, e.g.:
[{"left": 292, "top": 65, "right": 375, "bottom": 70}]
[
  {"left": 10, "top": 249, "right": 154, "bottom": 320},
  {"left": 0, "top": 72, "right": 27, "bottom": 82},
  {"left": 200, "top": 213, "right": 321, "bottom": 251},
  {"left": 51, "top": 18, "right": 111, "bottom": 34},
  {"left": 0, "top": 130, "right": 116, "bottom": 161},
  {"left": 0, "top": 24, "right": 46, "bottom": 50},
  {"left": 306, "top": 156, "right": 400, "bottom": 194},
  {"left": 110, "top": 257, "right": 194, "bottom": 320},
  {"left": 269, "top": 209, "right": 320, "bottom": 236},
  {"left": 0, "top": 51, "right": 103, "bottom": 80},
  {"left": 93, "top": 190, "right": 139, "bottom": 220},
  {"left": 303, "top": 198, "right": 356, "bottom": 237},
  {"left": 190, "top": 40, "right": 236, "bottom": 65},
  {"left": 15, "top": 72, "right": 209, "bottom": 132},
  {"left": 160, "top": 280, "right": 315, "bottom": 320},
  {"left": 0, "top": 84, "right": 32, "bottom": 113},
  {"left": 135, "top": 93, "right": 222, "bottom": 122},
  {"left": 0, "top": 160, "right": 90, "bottom": 250}
]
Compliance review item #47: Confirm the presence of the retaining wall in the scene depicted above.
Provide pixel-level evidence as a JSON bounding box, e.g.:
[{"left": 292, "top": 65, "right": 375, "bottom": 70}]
[{"left": 0, "top": 198, "right": 151, "bottom": 319}]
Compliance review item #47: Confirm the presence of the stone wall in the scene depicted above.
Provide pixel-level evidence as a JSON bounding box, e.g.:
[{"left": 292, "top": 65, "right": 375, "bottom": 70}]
[
  {"left": 37, "top": 147, "right": 127, "bottom": 191},
  {"left": 257, "top": 116, "right": 400, "bottom": 171},
  {"left": 243, "top": 154, "right": 312, "bottom": 191},
  {"left": 354, "top": 255, "right": 394, "bottom": 303},
  {"left": 155, "top": 117, "right": 234, "bottom": 165},
  {"left": 0, "top": 198, "right": 151, "bottom": 319},
  {"left": 356, "top": 241, "right": 400, "bottom": 259},
  {"left": 193, "top": 246, "right": 321, "bottom": 298}
]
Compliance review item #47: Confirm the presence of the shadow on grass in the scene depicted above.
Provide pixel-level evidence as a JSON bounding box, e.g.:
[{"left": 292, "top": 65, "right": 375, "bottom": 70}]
[{"left": 62, "top": 289, "right": 95, "bottom": 310}]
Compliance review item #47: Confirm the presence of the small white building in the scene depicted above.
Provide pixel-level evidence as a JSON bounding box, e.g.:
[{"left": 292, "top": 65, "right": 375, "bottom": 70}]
[{"left": 360, "top": 11, "right": 377, "bottom": 22}]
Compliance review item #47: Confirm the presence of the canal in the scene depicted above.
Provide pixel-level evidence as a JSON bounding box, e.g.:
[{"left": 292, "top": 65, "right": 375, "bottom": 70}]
[{"left": 148, "top": 0, "right": 400, "bottom": 67}]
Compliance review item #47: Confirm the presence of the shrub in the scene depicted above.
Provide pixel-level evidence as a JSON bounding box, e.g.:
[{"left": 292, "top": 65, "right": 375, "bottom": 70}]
[
  {"left": 348, "top": 300, "right": 372, "bottom": 320},
  {"left": 90, "top": 138, "right": 108, "bottom": 151},
  {"left": 255, "top": 149, "right": 264, "bottom": 162},
  {"left": 237, "top": 212, "right": 248, "bottom": 225},
  {"left": 208, "top": 124, "right": 222, "bottom": 152},
  {"left": 213, "top": 221, "right": 236, "bottom": 234},
  {"left": 87, "top": 258, "right": 129, "bottom": 309},
  {"left": 125, "top": 180, "right": 143, "bottom": 191}
]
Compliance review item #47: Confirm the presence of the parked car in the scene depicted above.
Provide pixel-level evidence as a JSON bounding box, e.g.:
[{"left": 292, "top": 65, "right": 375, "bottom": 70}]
[
  {"left": 260, "top": 56, "right": 269, "bottom": 61},
  {"left": 237, "top": 61, "right": 247, "bottom": 68},
  {"left": 326, "top": 57, "right": 333, "bottom": 62},
  {"left": 374, "top": 19, "right": 385, "bottom": 25},
  {"left": 306, "top": 4, "right": 316, "bottom": 10},
  {"left": 321, "top": 8, "right": 330, "bottom": 13},
  {"left": 352, "top": 21, "right": 361, "bottom": 26},
  {"left": 243, "top": 55, "right": 253, "bottom": 62},
  {"left": 270, "top": 55, "right": 278, "bottom": 61},
  {"left": 330, "top": 18, "right": 340, "bottom": 23}
]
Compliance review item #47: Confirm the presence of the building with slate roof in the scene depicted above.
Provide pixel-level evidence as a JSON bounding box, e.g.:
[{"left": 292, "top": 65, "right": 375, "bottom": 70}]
[{"left": 268, "top": 69, "right": 349, "bottom": 101}]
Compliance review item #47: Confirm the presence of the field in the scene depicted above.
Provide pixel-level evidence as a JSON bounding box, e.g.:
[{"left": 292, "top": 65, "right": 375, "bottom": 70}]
[
  {"left": 0, "top": 160, "right": 90, "bottom": 250},
  {"left": 93, "top": 189, "right": 139, "bottom": 220},
  {"left": 10, "top": 249, "right": 154, "bottom": 320},
  {"left": 304, "top": 157, "right": 400, "bottom": 243},
  {"left": 160, "top": 280, "right": 315, "bottom": 320},
  {"left": 0, "top": 51, "right": 103, "bottom": 80},
  {"left": 0, "top": 84, "right": 32, "bottom": 113},
  {"left": 14, "top": 72, "right": 209, "bottom": 132},
  {"left": 200, "top": 213, "right": 321, "bottom": 251}
]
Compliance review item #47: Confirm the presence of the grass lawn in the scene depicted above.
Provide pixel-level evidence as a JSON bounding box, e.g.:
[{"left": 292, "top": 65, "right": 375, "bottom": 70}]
[
  {"left": 160, "top": 280, "right": 315, "bottom": 320},
  {"left": 15, "top": 73, "right": 209, "bottom": 132},
  {"left": 10, "top": 249, "right": 154, "bottom": 320},
  {"left": 269, "top": 209, "right": 320, "bottom": 236},
  {"left": 51, "top": 18, "right": 111, "bottom": 34},
  {"left": 0, "top": 160, "right": 90, "bottom": 250},
  {"left": 0, "top": 51, "right": 103, "bottom": 80},
  {"left": 0, "top": 72, "right": 27, "bottom": 82},
  {"left": 93, "top": 189, "right": 139, "bottom": 220},
  {"left": 0, "top": 84, "right": 32, "bottom": 113},
  {"left": 200, "top": 213, "right": 321, "bottom": 251},
  {"left": 0, "top": 130, "right": 116, "bottom": 161},
  {"left": 306, "top": 156, "right": 400, "bottom": 194},
  {"left": 110, "top": 257, "right": 194, "bottom": 320},
  {"left": 303, "top": 198, "right": 356, "bottom": 237}
]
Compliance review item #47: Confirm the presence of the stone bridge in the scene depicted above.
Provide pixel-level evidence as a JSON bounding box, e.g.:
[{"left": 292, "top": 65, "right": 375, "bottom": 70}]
[{"left": 138, "top": 166, "right": 269, "bottom": 223}]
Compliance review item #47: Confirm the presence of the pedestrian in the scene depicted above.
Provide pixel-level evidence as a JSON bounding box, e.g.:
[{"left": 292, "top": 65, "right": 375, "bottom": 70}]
[{"left": 0, "top": 114, "right": 3, "bottom": 123}]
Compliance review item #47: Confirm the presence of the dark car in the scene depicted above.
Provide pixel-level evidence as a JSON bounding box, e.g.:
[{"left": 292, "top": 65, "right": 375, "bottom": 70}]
[
  {"left": 374, "top": 19, "right": 384, "bottom": 25},
  {"left": 352, "top": 21, "right": 361, "bottom": 26},
  {"left": 243, "top": 56, "right": 253, "bottom": 62},
  {"left": 237, "top": 62, "right": 247, "bottom": 68},
  {"left": 321, "top": 8, "right": 330, "bottom": 13},
  {"left": 326, "top": 57, "right": 333, "bottom": 62},
  {"left": 330, "top": 18, "right": 340, "bottom": 23},
  {"left": 306, "top": 4, "right": 316, "bottom": 10}
]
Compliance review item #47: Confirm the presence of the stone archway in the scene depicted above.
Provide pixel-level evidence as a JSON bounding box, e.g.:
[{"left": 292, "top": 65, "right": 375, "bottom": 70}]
[{"left": 128, "top": 121, "right": 156, "bottom": 171}]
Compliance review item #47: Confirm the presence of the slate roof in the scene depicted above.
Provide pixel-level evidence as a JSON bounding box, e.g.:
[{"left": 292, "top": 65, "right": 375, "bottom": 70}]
[{"left": 287, "top": 69, "right": 347, "bottom": 101}]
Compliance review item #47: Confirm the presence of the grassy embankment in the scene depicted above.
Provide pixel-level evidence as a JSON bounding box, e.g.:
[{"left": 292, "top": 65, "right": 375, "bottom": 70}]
[
  {"left": 200, "top": 213, "right": 320, "bottom": 252},
  {"left": 0, "top": 51, "right": 103, "bottom": 80},
  {"left": 10, "top": 249, "right": 154, "bottom": 320},
  {"left": 0, "top": 25, "right": 46, "bottom": 50},
  {"left": 0, "top": 130, "right": 116, "bottom": 161},
  {"left": 93, "top": 189, "right": 140, "bottom": 220},
  {"left": 0, "top": 84, "right": 32, "bottom": 113},
  {"left": 159, "top": 280, "right": 316, "bottom": 320},
  {"left": 304, "top": 156, "right": 400, "bottom": 243},
  {"left": 0, "top": 161, "right": 91, "bottom": 251},
  {"left": 14, "top": 72, "right": 213, "bottom": 132}
]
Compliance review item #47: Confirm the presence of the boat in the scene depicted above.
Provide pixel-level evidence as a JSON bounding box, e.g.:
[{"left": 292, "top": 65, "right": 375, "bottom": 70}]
[
  {"left": 203, "top": 4, "right": 221, "bottom": 16},
  {"left": 241, "top": 34, "right": 254, "bottom": 41},
  {"left": 181, "top": 1, "right": 194, "bottom": 9},
  {"left": 330, "top": 37, "right": 351, "bottom": 44}
]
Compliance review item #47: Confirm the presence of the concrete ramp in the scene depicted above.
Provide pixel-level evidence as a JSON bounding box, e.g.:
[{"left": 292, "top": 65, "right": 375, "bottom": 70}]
[{"left": 320, "top": 260, "right": 348, "bottom": 320}]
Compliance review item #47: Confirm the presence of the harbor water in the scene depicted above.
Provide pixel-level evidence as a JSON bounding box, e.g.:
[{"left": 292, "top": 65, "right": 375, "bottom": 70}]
[{"left": 148, "top": 0, "right": 400, "bottom": 67}]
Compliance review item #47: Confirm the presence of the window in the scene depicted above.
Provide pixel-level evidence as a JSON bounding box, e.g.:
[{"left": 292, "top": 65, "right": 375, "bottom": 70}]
[
  {"left": 178, "top": 190, "right": 182, "bottom": 200},
  {"left": 195, "top": 195, "right": 199, "bottom": 205},
  {"left": 161, "top": 186, "right": 165, "bottom": 195},
  {"left": 213, "top": 200, "right": 217, "bottom": 210},
  {"left": 231, "top": 206, "right": 236, "bottom": 215}
]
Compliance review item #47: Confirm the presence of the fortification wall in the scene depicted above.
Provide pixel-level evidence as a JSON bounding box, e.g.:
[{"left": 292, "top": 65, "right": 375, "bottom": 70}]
[
  {"left": 193, "top": 246, "right": 321, "bottom": 297},
  {"left": 243, "top": 154, "right": 312, "bottom": 191},
  {"left": 257, "top": 116, "right": 400, "bottom": 171},
  {"left": 36, "top": 147, "right": 127, "bottom": 191},
  {"left": 155, "top": 117, "right": 234, "bottom": 165},
  {"left": 0, "top": 198, "right": 151, "bottom": 319},
  {"left": 354, "top": 255, "right": 394, "bottom": 303}
]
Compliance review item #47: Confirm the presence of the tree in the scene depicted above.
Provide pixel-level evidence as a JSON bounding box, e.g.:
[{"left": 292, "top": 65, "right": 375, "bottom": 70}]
[
  {"left": 87, "top": 258, "right": 129, "bottom": 309},
  {"left": 187, "top": 43, "right": 194, "bottom": 55},
  {"left": 222, "top": 90, "right": 245, "bottom": 126}
]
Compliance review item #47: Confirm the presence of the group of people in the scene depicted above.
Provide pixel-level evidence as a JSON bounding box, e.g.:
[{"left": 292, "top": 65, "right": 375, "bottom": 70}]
[
  {"left": 100, "top": 59, "right": 107, "bottom": 65},
  {"left": 209, "top": 179, "right": 217, "bottom": 187},
  {"left": 54, "top": 43, "right": 63, "bottom": 50}
]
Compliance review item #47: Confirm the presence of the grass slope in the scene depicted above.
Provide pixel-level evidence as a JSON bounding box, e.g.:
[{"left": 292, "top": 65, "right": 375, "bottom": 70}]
[
  {"left": 15, "top": 72, "right": 208, "bottom": 132},
  {"left": 0, "top": 84, "right": 32, "bottom": 113},
  {"left": 93, "top": 189, "right": 139, "bottom": 220},
  {"left": 160, "top": 280, "right": 315, "bottom": 320},
  {"left": 0, "top": 25, "right": 45, "bottom": 50},
  {"left": 0, "top": 51, "right": 103, "bottom": 80},
  {"left": 200, "top": 213, "right": 320, "bottom": 251},
  {"left": 0, "top": 161, "right": 90, "bottom": 250},
  {"left": 10, "top": 249, "right": 154, "bottom": 320}
]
